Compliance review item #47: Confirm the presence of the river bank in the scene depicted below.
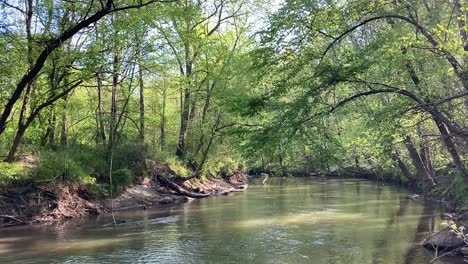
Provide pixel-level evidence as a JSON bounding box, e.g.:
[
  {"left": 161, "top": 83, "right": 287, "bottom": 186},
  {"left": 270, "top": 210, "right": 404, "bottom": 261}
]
[
  {"left": 0, "top": 161, "right": 248, "bottom": 228},
  {"left": 0, "top": 178, "right": 450, "bottom": 264}
]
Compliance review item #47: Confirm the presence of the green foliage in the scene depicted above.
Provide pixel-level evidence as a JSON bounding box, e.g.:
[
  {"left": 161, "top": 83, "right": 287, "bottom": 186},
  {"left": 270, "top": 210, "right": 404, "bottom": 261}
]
[
  {"left": 113, "top": 141, "right": 149, "bottom": 179},
  {"left": 0, "top": 162, "right": 28, "bottom": 186},
  {"left": 166, "top": 157, "right": 191, "bottom": 177},
  {"left": 34, "top": 149, "right": 96, "bottom": 184},
  {"left": 111, "top": 168, "right": 133, "bottom": 195},
  {"left": 450, "top": 175, "right": 468, "bottom": 206},
  {"left": 203, "top": 156, "right": 240, "bottom": 178},
  {"left": 0, "top": 0, "right": 466, "bottom": 207}
]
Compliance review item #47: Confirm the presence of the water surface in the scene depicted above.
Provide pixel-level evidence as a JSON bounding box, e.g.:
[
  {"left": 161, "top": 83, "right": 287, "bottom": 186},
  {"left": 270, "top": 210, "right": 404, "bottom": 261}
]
[{"left": 0, "top": 178, "right": 462, "bottom": 263}]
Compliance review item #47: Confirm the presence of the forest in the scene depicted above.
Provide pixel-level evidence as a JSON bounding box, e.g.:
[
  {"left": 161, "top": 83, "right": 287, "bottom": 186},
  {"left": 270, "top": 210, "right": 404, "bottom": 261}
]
[{"left": 0, "top": 0, "right": 467, "bottom": 213}]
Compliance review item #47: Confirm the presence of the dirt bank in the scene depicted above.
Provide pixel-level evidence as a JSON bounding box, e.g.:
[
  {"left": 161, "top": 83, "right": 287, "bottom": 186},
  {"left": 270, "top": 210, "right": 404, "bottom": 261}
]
[{"left": 0, "top": 162, "right": 248, "bottom": 228}]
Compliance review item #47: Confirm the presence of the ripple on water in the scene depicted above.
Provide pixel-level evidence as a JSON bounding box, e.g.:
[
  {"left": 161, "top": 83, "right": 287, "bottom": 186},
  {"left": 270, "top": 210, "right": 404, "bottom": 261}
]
[{"left": 0, "top": 179, "right": 450, "bottom": 264}]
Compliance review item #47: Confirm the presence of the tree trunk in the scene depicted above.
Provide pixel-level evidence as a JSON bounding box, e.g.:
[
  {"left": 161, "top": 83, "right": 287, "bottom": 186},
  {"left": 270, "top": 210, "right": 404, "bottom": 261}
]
[
  {"left": 108, "top": 45, "right": 119, "bottom": 151},
  {"left": 195, "top": 113, "right": 221, "bottom": 175},
  {"left": 417, "top": 122, "right": 435, "bottom": 179},
  {"left": 403, "top": 135, "right": 436, "bottom": 189},
  {"left": 139, "top": 62, "right": 145, "bottom": 142},
  {"left": 392, "top": 152, "right": 416, "bottom": 181},
  {"left": 405, "top": 56, "right": 467, "bottom": 184},
  {"left": 175, "top": 91, "right": 190, "bottom": 157},
  {"left": 42, "top": 110, "right": 56, "bottom": 145},
  {"left": 160, "top": 84, "right": 166, "bottom": 150},
  {"left": 6, "top": 0, "right": 34, "bottom": 162},
  {"left": 433, "top": 117, "right": 468, "bottom": 184},
  {"left": 60, "top": 93, "right": 69, "bottom": 145},
  {"left": 6, "top": 125, "right": 26, "bottom": 162},
  {"left": 279, "top": 153, "right": 286, "bottom": 176},
  {"left": 175, "top": 43, "right": 192, "bottom": 158},
  {"left": 96, "top": 74, "right": 106, "bottom": 143}
]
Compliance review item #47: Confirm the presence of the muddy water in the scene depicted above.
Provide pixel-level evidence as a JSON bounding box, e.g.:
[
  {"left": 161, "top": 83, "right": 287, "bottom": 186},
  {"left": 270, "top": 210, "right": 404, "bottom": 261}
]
[{"left": 0, "top": 178, "right": 462, "bottom": 263}]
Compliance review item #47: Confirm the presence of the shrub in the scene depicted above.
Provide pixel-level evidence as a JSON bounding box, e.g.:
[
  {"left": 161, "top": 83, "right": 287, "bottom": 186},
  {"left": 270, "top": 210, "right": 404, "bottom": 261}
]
[
  {"left": 33, "top": 149, "right": 95, "bottom": 184},
  {"left": 111, "top": 168, "right": 132, "bottom": 195},
  {"left": 0, "top": 161, "right": 28, "bottom": 186},
  {"left": 450, "top": 174, "right": 467, "bottom": 206}
]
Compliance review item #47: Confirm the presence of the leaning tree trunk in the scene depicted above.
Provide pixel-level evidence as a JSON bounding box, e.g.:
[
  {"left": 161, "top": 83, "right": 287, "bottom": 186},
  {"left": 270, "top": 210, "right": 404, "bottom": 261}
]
[
  {"left": 6, "top": 126, "right": 27, "bottom": 162},
  {"left": 403, "top": 135, "right": 436, "bottom": 189},
  {"left": 392, "top": 152, "right": 416, "bottom": 181},
  {"left": 434, "top": 117, "right": 468, "bottom": 184}
]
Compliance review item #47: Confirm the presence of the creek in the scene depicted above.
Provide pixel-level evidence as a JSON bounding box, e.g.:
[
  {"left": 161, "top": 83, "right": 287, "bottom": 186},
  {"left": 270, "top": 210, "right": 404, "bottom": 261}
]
[{"left": 0, "top": 178, "right": 462, "bottom": 263}]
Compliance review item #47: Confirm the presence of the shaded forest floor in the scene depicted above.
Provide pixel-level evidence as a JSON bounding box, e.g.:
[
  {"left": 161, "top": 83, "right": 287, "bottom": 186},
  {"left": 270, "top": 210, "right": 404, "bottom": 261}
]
[{"left": 0, "top": 161, "right": 248, "bottom": 228}]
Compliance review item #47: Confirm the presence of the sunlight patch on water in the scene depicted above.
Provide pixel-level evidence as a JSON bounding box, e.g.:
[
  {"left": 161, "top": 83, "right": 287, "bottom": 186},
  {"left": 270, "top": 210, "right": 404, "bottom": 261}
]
[
  {"left": 29, "top": 237, "right": 129, "bottom": 253},
  {"left": 235, "top": 210, "right": 363, "bottom": 228}
]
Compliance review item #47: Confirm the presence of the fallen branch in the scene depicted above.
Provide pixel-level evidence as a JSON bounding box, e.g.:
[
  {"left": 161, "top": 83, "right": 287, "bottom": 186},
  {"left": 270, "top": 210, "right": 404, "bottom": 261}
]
[
  {"left": 0, "top": 214, "right": 26, "bottom": 226},
  {"left": 156, "top": 175, "right": 211, "bottom": 198},
  {"left": 429, "top": 246, "right": 461, "bottom": 263}
]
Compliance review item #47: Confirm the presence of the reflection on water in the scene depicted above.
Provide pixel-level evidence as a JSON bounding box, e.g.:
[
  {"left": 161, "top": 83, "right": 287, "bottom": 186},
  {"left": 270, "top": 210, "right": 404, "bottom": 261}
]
[{"left": 0, "top": 178, "right": 462, "bottom": 264}]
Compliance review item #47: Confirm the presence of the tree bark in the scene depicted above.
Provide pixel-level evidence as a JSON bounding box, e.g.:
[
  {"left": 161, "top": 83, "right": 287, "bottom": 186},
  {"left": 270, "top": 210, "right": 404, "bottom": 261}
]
[
  {"left": 160, "top": 83, "right": 167, "bottom": 150},
  {"left": 403, "top": 135, "right": 436, "bottom": 188},
  {"left": 108, "top": 36, "right": 120, "bottom": 151},
  {"left": 392, "top": 152, "right": 416, "bottom": 181},
  {"left": 175, "top": 42, "right": 192, "bottom": 158},
  {"left": 434, "top": 117, "right": 468, "bottom": 184},
  {"left": 139, "top": 61, "right": 145, "bottom": 142},
  {"left": 195, "top": 113, "right": 221, "bottom": 175},
  {"left": 95, "top": 74, "right": 106, "bottom": 143},
  {"left": 60, "top": 93, "right": 69, "bottom": 146},
  {"left": 42, "top": 110, "right": 56, "bottom": 145},
  {"left": 6, "top": 0, "right": 34, "bottom": 162},
  {"left": 6, "top": 126, "right": 27, "bottom": 162}
]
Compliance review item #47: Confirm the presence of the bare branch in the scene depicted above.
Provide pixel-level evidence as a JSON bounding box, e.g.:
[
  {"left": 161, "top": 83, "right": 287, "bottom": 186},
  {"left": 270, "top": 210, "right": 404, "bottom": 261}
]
[{"left": 0, "top": 0, "right": 25, "bottom": 13}]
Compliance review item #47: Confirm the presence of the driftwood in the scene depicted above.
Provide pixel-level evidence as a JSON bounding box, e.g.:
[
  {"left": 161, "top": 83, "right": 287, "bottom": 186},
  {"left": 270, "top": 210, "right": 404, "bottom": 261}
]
[
  {"left": 156, "top": 175, "right": 211, "bottom": 198},
  {"left": 0, "top": 214, "right": 26, "bottom": 227}
]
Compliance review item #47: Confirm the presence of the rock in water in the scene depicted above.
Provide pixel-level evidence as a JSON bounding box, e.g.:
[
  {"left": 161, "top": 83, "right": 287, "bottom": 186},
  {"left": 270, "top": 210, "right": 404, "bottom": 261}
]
[{"left": 423, "top": 227, "right": 465, "bottom": 251}]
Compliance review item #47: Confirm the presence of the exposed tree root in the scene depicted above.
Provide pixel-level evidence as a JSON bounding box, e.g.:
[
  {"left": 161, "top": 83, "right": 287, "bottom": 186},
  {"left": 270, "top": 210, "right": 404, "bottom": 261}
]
[
  {"left": 0, "top": 183, "right": 104, "bottom": 227},
  {"left": 0, "top": 160, "right": 248, "bottom": 228}
]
